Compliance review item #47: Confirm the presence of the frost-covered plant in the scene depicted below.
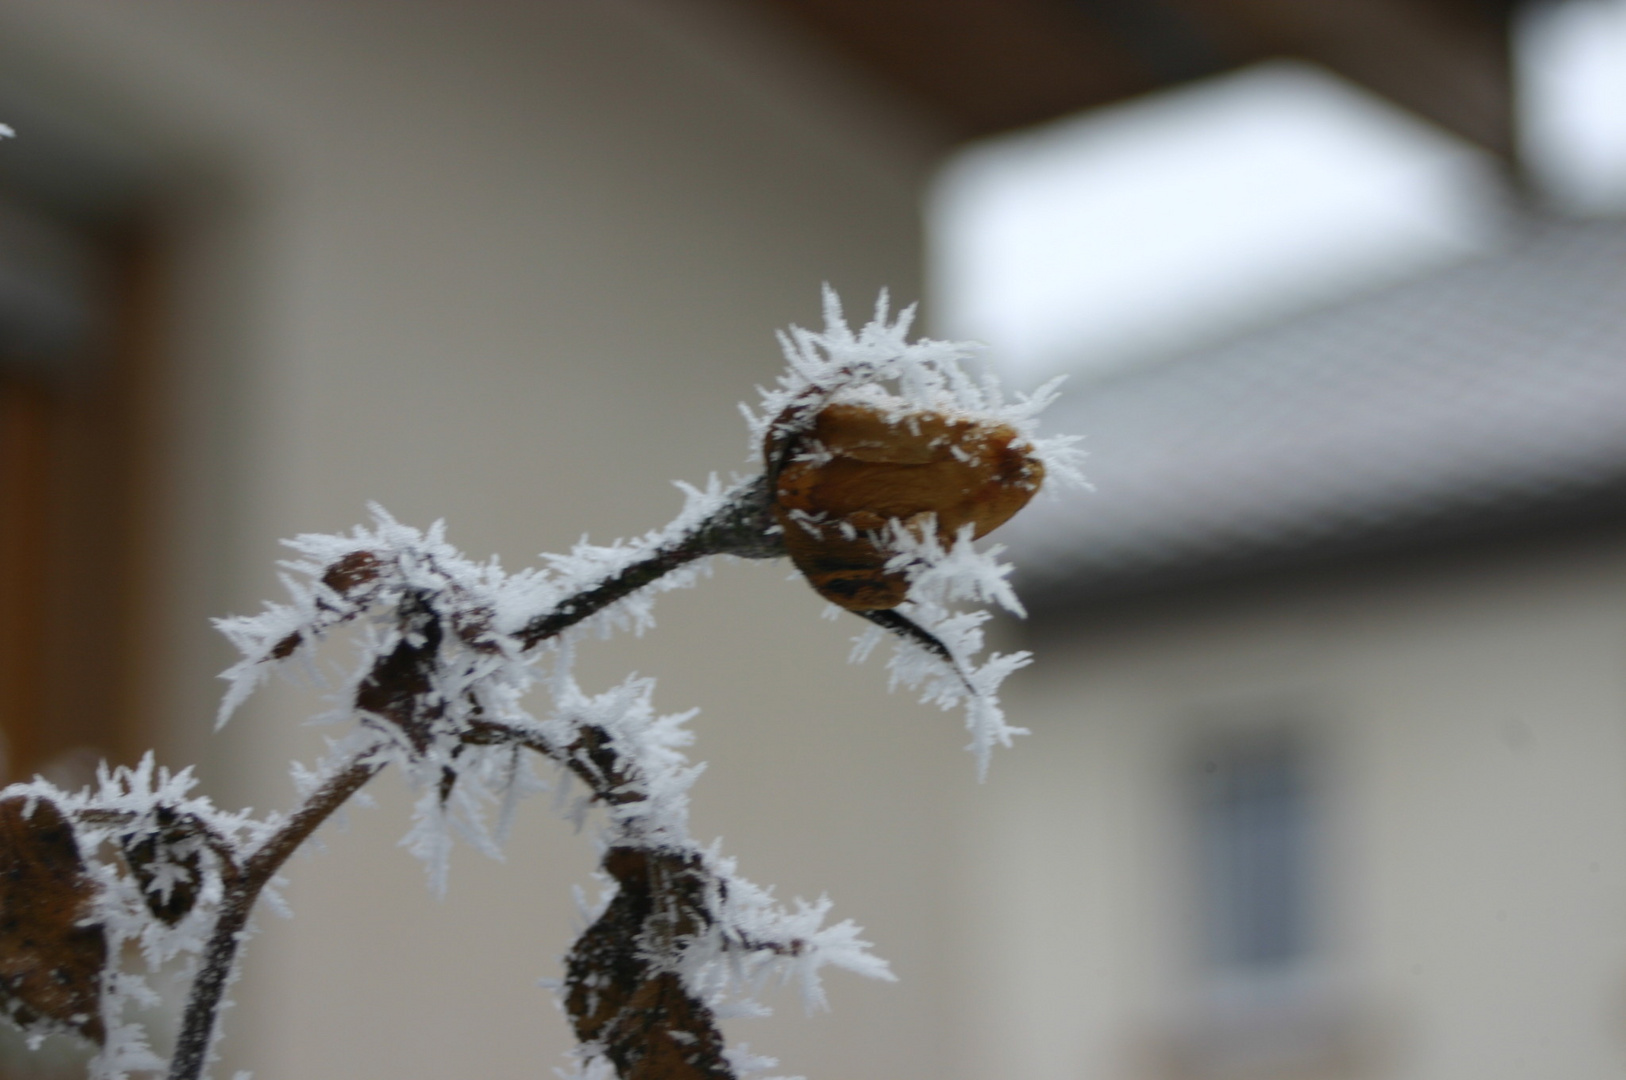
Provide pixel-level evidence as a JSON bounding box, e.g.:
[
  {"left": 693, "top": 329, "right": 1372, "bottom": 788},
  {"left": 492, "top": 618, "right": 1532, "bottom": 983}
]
[{"left": 0, "top": 291, "right": 1080, "bottom": 1080}]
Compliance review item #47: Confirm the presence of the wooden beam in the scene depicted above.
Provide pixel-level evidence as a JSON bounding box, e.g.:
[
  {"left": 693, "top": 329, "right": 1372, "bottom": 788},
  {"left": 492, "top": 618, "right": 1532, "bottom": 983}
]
[
  {"left": 0, "top": 376, "right": 52, "bottom": 776},
  {"left": 747, "top": 0, "right": 1516, "bottom": 155},
  {"left": 1171, "top": 0, "right": 1515, "bottom": 156},
  {"left": 752, "top": 0, "right": 1158, "bottom": 136}
]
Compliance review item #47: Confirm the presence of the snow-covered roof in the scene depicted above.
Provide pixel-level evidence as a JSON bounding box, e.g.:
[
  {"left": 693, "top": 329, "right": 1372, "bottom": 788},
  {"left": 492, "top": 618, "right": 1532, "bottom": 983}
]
[{"left": 1006, "top": 219, "right": 1626, "bottom": 606}]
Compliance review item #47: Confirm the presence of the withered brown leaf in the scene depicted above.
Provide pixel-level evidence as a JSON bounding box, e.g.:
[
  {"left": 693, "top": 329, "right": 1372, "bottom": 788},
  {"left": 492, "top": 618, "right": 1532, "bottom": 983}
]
[
  {"left": 0, "top": 796, "right": 107, "bottom": 1044},
  {"left": 565, "top": 847, "right": 731, "bottom": 1080},
  {"left": 354, "top": 592, "right": 445, "bottom": 753},
  {"left": 120, "top": 806, "right": 202, "bottom": 927}
]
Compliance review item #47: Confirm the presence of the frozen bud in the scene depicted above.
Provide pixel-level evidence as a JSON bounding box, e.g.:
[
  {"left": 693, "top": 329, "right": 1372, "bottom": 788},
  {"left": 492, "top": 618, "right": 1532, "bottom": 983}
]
[
  {"left": 269, "top": 549, "right": 385, "bottom": 660},
  {"left": 0, "top": 796, "right": 107, "bottom": 1044},
  {"left": 771, "top": 402, "right": 1044, "bottom": 610},
  {"left": 320, "top": 549, "right": 383, "bottom": 597}
]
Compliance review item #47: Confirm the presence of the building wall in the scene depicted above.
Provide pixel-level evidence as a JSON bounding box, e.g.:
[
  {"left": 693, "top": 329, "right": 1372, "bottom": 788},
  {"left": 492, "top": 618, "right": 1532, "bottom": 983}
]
[
  {"left": 0, "top": 3, "right": 991, "bottom": 1078},
  {"left": 981, "top": 533, "right": 1626, "bottom": 1080}
]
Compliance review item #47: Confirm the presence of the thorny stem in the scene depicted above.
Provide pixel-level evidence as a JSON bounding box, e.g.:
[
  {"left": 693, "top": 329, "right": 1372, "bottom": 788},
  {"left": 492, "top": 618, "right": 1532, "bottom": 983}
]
[{"left": 167, "top": 756, "right": 384, "bottom": 1080}]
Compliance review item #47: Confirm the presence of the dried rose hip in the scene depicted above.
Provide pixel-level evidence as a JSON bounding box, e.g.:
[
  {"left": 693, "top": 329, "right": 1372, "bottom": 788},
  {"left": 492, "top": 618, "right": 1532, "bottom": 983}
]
[{"left": 771, "top": 402, "right": 1044, "bottom": 610}]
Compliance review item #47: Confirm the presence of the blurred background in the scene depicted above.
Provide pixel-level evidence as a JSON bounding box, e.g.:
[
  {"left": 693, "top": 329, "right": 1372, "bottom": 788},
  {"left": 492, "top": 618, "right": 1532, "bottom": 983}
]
[{"left": 1, "top": 1, "right": 1624, "bottom": 1078}]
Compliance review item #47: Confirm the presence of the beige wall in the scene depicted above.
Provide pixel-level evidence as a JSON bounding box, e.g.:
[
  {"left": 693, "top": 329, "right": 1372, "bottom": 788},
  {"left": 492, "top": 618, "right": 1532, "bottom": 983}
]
[
  {"left": 0, "top": 3, "right": 1004, "bottom": 1078},
  {"left": 983, "top": 535, "right": 1626, "bottom": 1080}
]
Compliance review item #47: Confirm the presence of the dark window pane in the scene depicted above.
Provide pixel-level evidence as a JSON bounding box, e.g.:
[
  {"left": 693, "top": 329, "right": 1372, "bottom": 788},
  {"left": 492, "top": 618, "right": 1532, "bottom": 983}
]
[{"left": 1196, "top": 732, "right": 1310, "bottom": 972}]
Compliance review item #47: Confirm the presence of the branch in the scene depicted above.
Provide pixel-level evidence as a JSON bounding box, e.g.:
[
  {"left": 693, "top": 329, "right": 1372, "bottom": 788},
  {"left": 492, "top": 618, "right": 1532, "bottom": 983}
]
[
  {"left": 519, "top": 475, "right": 782, "bottom": 650},
  {"left": 166, "top": 753, "right": 385, "bottom": 1080},
  {"left": 167, "top": 481, "right": 783, "bottom": 1080},
  {"left": 34, "top": 293, "right": 1076, "bottom": 1080}
]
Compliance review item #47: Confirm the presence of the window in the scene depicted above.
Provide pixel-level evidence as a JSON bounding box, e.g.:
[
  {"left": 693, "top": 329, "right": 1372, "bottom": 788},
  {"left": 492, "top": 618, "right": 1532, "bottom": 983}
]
[
  {"left": 1194, "top": 728, "right": 1313, "bottom": 979},
  {"left": 1152, "top": 727, "right": 1358, "bottom": 1078}
]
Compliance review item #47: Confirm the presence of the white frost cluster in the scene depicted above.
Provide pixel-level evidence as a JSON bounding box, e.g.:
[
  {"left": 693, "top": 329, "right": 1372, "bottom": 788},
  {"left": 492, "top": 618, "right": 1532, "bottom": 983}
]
[
  {"left": 0, "top": 290, "right": 1078, "bottom": 1080},
  {"left": 745, "top": 287, "right": 1083, "bottom": 485},
  {"left": 214, "top": 501, "right": 893, "bottom": 1067},
  {"left": 750, "top": 289, "right": 1084, "bottom": 776},
  {"left": 507, "top": 474, "right": 747, "bottom": 643},
  {"left": 859, "top": 522, "right": 1035, "bottom": 776},
  {"left": 2, "top": 758, "right": 273, "bottom": 1079},
  {"left": 681, "top": 850, "right": 895, "bottom": 1017}
]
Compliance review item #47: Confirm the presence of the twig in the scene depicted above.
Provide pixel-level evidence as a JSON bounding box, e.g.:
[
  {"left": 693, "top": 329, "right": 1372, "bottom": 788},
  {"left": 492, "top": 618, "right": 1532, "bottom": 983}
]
[
  {"left": 167, "top": 468, "right": 942, "bottom": 1080},
  {"left": 858, "top": 608, "right": 978, "bottom": 695},
  {"left": 518, "top": 476, "right": 782, "bottom": 650},
  {"left": 166, "top": 754, "right": 385, "bottom": 1080},
  {"left": 168, "top": 485, "right": 780, "bottom": 1079}
]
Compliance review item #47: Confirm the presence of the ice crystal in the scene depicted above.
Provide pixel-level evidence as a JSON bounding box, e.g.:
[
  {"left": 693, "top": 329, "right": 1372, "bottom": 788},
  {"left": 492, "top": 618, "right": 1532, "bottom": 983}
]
[{"left": 745, "top": 286, "right": 1084, "bottom": 489}]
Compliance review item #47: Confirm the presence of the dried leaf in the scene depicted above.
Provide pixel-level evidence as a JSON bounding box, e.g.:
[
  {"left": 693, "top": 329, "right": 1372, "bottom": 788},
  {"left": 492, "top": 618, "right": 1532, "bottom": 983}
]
[
  {"left": 320, "top": 550, "right": 383, "bottom": 597},
  {"left": 354, "top": 592, "right": 444, "bottom": 752},
  {"left": 0, "top": 796, "right": 107, "bottom": 1044},
  {"left": 119, "top": 806, "right": 202, "bottom": 926},
  {"left": 565, "top": 847, "right": 731, "bottom": 1080}
]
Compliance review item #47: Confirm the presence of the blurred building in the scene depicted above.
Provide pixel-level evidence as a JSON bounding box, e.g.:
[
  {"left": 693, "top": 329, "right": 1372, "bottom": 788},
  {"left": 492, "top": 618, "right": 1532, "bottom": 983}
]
[
  {"left": 0, "top": 2, "right": 1621, "bottom": 1080},
  {"left": 991, "top": 218, "right": 1626, "bottom": 1079}
]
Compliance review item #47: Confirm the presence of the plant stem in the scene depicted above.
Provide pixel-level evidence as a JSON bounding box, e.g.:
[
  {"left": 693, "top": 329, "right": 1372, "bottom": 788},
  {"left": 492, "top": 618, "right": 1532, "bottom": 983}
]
[
  {"left": 170, "top": 477, "right": 785, "bottom": 1079},
  {"left": 167, "top": 755, "right": 385, "bottom": 1080},
  {"left": 518, "top": 475, "right": 782, "bottom": 650}
]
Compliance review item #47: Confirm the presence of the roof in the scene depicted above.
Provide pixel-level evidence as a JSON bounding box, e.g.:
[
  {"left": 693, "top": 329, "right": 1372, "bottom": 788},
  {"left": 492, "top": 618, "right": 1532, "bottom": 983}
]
[
  {"left": 749, "top": 0, "right": 1516, "bottom": 155},
  {"left": 1006, "top": 219, "right": 1626, "bottom": 607}
]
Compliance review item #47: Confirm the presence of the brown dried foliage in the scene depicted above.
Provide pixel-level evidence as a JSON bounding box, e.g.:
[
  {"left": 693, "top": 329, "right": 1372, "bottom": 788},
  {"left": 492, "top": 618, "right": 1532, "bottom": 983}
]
[
  {"left": 321, "top": 549, "right": 383, "bottom": 597},
  {"left": 354, "top": 592, "right": 444, "bottom": 752},
  {"left": 119, "top": 806, "right": 202, "bottom": 926},
  {"left": 771, "top": 402, "right": 1045, "bottom": 610},
  {"left": 0, "top": 796, "right": 107, "bottom": 1044},
  {"left": 565, "top": 847, "right": 731, "bottom": 1080}
]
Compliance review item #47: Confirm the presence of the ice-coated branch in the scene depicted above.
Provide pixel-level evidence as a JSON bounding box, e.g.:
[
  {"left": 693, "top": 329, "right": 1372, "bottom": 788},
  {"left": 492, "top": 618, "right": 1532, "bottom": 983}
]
[
  {"left": 0, "top": 291, "right": 1078, "bottom": 1080},
  {"left": 169, "top": 473, "right": 846, "bottom": 1080},
  {"left": 188, "top": 476, "right": 892, "bottom": 1080},
  {"left": 167, "top": 754, "right": 385, "bottom": 1080},
  {"left": 518, "top": 474, "right": 783, "bottom": 650}
]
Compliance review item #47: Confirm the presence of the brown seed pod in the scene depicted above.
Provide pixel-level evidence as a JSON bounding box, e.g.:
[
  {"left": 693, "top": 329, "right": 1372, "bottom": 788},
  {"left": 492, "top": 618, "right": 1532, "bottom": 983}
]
[
  {"left": 0, "top": 796, "right": 107, "bottom": 1044},
  {"left": 770, "top": 402, "right": 1044, "bottom": 610}
]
